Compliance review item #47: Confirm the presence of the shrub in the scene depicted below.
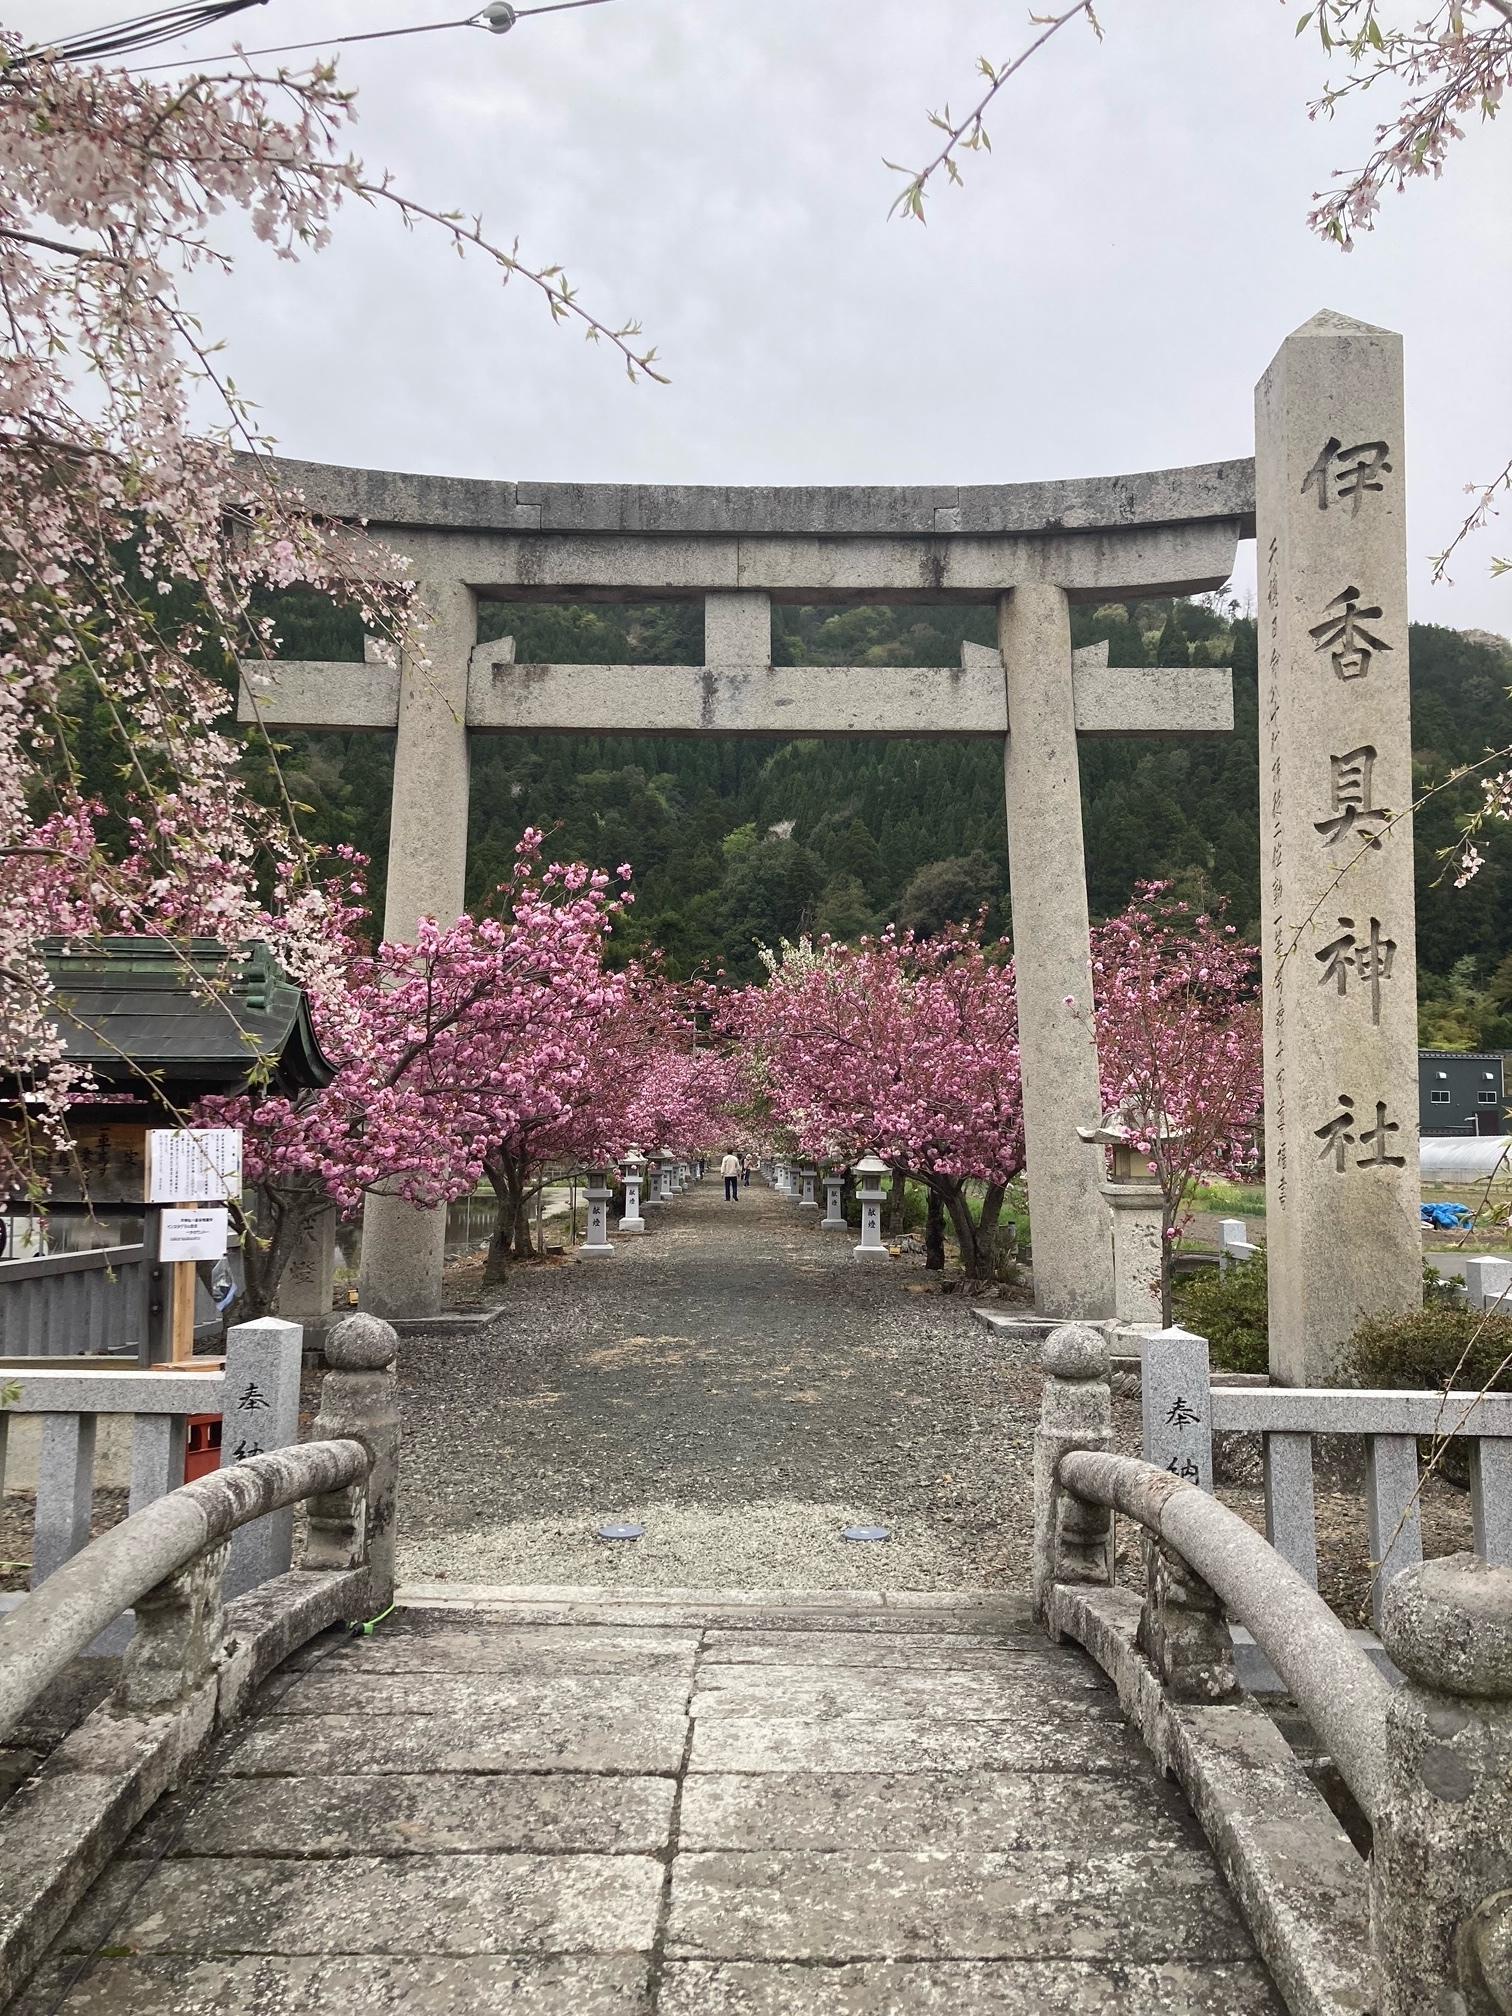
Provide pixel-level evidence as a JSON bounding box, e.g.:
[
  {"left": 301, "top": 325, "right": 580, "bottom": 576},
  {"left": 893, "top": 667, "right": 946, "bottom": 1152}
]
[
  {"left": 1172, "top": 1257, "right": 1269, "bottom": 1375},
  {"left": 1174, "top": 1257, "right": 1475, "bottom": 1382},
  {"left": 1345, "top": 1303, "right": 1512, "bottom": 1396}
]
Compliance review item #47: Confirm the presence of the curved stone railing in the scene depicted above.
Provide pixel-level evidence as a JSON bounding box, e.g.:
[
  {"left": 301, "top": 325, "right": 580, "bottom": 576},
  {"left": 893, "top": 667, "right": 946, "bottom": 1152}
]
[
  {"left": 0, "top": 1437, "right": 367, "bottom": 1745},
  {"left": 1033, "top": 1321, "right": 1512, "bottom": 2016},
  {"left": 1056, "top": 1445, "right": 1392, "bottom": 1821},
  {"left": 0, "top": 1310, "right": 402, "bottom": 2011}
]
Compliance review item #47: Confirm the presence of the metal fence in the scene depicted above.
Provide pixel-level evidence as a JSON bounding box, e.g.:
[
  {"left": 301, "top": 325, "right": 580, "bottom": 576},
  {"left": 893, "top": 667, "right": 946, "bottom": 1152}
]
[{"left": 0, "top": 1245, "right": 151, "bottom": 1363}]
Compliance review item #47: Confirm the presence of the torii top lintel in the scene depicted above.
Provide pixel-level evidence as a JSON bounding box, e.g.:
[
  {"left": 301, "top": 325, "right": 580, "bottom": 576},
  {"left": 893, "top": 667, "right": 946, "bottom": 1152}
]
[{"left": 257, "top": 453, "right": 1256, "bottom": 603}]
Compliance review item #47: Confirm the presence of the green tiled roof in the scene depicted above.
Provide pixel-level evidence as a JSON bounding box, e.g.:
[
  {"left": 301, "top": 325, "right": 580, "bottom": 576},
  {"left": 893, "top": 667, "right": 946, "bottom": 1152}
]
[{"left": 39, "top": 938, "right": 334, "bottom": 1099}]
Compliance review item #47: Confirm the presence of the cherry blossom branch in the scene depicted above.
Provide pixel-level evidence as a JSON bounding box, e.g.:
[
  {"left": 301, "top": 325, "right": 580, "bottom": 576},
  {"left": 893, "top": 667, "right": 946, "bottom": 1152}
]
[{"left": 886, "top": 2, "right": 1101, "bottom": 221}]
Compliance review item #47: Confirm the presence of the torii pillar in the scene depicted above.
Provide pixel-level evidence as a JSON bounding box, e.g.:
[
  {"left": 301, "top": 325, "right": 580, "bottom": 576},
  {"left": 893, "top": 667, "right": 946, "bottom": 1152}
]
[{"left": 1000, "top": 586, "right": 1116, "bottom": 1320}]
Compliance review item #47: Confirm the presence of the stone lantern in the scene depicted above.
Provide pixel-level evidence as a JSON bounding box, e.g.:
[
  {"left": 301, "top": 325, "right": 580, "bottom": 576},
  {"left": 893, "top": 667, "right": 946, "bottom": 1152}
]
[
  {"left": 659, "top": 1149, "right": 677, "bottom": 1204},
  {"left": 582, "top": 1166, "right": 615, "bottom": 1257},
  {"left": 852, "top": 1154, "right": 890, "bottom": 1261},
  {"left": 798, "top": 1164, "right": 819, "bottom": 1212},
  {"left": 1076, "top": 1104, "right": 1175, "bottom": 1327},
  {"left": 642, "top": 1151, "right": 662, "bottom": 1209},
  {"left": 619, "top": 1150, "right": 647, "bottom": 1235},
  {"left": 820, "top": 1166, "right": 847, "bottom": 1230}
]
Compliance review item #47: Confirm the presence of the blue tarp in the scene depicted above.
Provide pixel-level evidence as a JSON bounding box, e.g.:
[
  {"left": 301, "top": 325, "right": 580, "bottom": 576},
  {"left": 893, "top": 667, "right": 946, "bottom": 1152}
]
[{"left": 1421, "top": 1201, "right": 1475, "bottom": 1229}]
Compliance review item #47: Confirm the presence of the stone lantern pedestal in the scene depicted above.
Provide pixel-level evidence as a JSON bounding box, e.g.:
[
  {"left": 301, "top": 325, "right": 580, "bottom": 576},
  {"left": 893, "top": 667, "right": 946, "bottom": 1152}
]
[
  {"left": 658, "top": 1150, "right": 676, "bottom": 1204},
  {"left": 798, "top": 1165, "right": 818, "bottom": 1212},
  {"left": 821, "top": 1172, "right": 846, "bottom": 1230},
  {"left": 619, "top": 1152, "right": 646, "bottom": 1235},
  {"left": 642, "top": 1156, "right": 662, "bottom": 1210},
  {"left": 582, "top": 1171, "right": 615, "bottom": 1257},
  {"left": 1078, "top": 1111, "right": 1172, "bottom": 1327},
  {"left": 853, "top": 1154, "right": 890, "bottom": 1261}
]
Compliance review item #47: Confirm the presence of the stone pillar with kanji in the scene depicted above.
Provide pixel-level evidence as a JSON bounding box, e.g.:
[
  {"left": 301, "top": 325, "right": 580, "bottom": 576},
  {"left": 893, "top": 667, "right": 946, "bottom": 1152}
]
[{"left": 1256, "top": 311, "right": 1420, "bottom": 1385}]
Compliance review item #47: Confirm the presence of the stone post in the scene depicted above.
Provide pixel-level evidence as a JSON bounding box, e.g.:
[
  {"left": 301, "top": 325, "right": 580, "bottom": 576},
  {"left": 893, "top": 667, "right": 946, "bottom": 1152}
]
[
  {"left": 619, "top": 1153, "right": 646, "bottom": 1235},
  {"left": 1372, "top": 1554, "right": 1512, "bottom": 2016},
  {"left": 1256, "top": 312, "right": 1419, "bottom": 1385},
  {"left": 658, "top": 1151, "right": 676, "bottom": 1204},
  {"left": 1141, "top": 1325, "right": 1214, "bottom": 1492},
  {"left": 278, "top": 1201, "right": 336, "bottom": 1330},
  {"left": 116, "top": 1540, "right": 229, "bottom": 1717},
  {"left": 1136, "top": 1534, "right": 1238, "bottom": 1703},
  {"left": 220, "top": 1318, "right": 302, "bottom": 1600},
  {"left": 798, "top": 1165, "right": 818, "bottom": 1212},
  {"left": 361, "top": 575, "right": 477, "bottom": 1322},
  {"left": 642, "top": 1155, "right": 661, "bottom": 1209},
  {"left": 1000, "top": 585, "right": 1116, "bottom": 1322},
  {"left": 821, "top": 1172, "right": 846, "bottom": 1230},
  {"left": 852, "top": 1155, "right": 889, "bottom": 1262},
  {"left": 309, "top": 1311, "right": 401, "bottom": 1613},
  {"left": 1031, "top": 1324, "right": 1115, "bottom": 1635},
  {"left": 582, "top": 1171, "right": 615, "bottom": 1257}
]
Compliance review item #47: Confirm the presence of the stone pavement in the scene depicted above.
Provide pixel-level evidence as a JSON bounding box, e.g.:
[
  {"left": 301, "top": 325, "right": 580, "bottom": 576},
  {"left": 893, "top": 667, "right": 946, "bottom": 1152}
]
[{"left": 17, "top": 1591, "right": 1283, "bottom": 2014}]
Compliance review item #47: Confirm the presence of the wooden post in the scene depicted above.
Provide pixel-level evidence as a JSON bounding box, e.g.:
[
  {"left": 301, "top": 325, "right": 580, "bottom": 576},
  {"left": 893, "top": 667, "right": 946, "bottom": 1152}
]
[{"left": 169, "top": 1205, "right": 196, "bottom": 1363}]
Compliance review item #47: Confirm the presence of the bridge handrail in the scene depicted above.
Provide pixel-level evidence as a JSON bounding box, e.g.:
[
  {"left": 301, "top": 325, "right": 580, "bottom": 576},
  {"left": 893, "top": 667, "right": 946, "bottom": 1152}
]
[
  {"left": 1056, "top": 1446, "right": 1392, "bottom": 1820},
  {"left": 0, "top": 1437, "right": 367, "bottom": 1743}
]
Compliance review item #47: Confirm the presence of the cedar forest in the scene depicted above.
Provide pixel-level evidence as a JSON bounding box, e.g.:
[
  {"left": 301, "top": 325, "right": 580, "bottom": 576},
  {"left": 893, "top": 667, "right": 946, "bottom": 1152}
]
[{"left": 254, "top": 591, "right": 1512, "bottom": 1048}]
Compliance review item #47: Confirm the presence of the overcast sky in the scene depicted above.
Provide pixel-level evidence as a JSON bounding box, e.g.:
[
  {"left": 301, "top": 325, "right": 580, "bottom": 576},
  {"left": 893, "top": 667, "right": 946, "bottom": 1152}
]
[{"left": 24, "top": 0, "right": 1512, "bottom": 630}]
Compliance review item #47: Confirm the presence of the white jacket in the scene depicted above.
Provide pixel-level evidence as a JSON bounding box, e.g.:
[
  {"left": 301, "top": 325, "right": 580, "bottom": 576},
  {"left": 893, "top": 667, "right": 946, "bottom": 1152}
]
[{"left": 720, "top": 1154, "right": 741, "bottom": 1178}]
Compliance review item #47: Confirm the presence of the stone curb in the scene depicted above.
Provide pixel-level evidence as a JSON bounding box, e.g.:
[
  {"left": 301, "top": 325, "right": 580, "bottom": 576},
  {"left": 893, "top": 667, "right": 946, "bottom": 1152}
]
[{"left": 1050, "top": 1582, "right": 1372, "bottom": 2016}]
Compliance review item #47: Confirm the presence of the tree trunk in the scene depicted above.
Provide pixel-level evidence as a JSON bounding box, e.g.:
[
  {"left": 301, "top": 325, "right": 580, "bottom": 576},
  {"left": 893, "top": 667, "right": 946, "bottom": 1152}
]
[
  {"left": 887, "top": 1167, "right": 907, "bottom": 1237},
  {"left": 483, "top": 1153, "right": 533, "bottom": 1285},
  {"left": 236, "top": 1183, "right": 325, "bottom": 1320},
  {"left": 925, "top": 1187, "right": 945, "bottom": 1271},
  {"left": 937, "top": 1179, "right": 1008, "bottom": 1281}
]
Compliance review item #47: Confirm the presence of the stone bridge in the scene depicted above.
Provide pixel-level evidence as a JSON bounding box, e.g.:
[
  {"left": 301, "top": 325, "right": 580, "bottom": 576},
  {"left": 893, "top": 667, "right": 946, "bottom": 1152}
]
[{"left": 2, "top": 1292, "right": 1509, "bottom": 2016}]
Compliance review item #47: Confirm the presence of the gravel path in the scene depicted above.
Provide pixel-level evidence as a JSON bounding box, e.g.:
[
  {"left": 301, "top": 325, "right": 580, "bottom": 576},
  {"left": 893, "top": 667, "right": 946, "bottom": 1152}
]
[{"left": 397, "top": 1179, "right": 1046, "bottom": 1592}]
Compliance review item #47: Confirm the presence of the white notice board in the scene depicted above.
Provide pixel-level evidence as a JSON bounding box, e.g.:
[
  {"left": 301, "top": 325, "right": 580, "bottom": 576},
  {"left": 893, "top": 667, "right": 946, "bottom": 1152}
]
[
  {"left": 146, "top": 1127, "right": 243, "bottom": 1203},
  {"left": 158, "top": 1205, "right": 230, "bottom": 1262}
]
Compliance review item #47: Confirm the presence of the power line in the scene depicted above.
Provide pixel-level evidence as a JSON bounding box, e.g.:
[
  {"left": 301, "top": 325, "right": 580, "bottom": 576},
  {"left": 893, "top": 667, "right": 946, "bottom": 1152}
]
[
  {"left": 119, "top": 0, "right": 623, "bottom": 73},
  {"left": 22, "top": 2, "right": 269, "bottom": 66}
]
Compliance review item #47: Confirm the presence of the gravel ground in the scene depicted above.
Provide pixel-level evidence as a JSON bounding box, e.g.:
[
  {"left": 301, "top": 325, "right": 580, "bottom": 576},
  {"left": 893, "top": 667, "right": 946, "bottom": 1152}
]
[{"left": 396, "top": 1178, "right": 1045, "bottom": 1591}]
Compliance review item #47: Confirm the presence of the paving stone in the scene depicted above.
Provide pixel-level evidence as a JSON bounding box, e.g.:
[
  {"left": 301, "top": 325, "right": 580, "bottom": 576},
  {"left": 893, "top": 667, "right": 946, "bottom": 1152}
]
[
  {"left": 677, "top": 1770, "right": 1200, "bottom": 1854},
  {"left": 698, "top": 1628, "right": 1053, "bottom": 1669},
  {"left": 126, "top": 1773, "right": 676, "bottom": 1858},
  {"left": 665, "top": 1849, "right": 1254, "bottom": 1963},
  {"left": 223, "top": 1710, "right": 689, "bottom": 1777},
  {"left": 690, "top": 1666, "right": 1115, "bottom": 1720},
  {"left": 658, "top": 1958, "right": 1283, "bottom": 2014},
  {"left": 689, "top": 1715, "right": 1142, "bottom": 1775},
  {"left": 60, "top": 1852, "right": 664, "bottom": 1957},
  {"left": 17, "top": 1954, "right": 649, "bottom": 2014},
  {"left": 324, "top": 1627, "right": 701, "bottom": 1674},
  {"left": 270, "top": 1670, "right": 689, "bottom": 1720}
]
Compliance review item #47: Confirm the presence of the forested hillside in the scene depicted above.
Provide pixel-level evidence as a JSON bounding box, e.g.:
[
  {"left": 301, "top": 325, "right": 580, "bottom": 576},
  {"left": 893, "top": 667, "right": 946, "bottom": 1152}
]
[{"left": 255, "top": 592, "right": 1512, "bottom": 1044}]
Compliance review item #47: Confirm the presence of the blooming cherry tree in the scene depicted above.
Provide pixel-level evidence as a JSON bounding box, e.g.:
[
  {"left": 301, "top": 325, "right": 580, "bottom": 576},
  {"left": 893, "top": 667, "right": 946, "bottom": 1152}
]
[
  {"left": 736, "top": 926, "right": 1026, "bottom": 1278},
  {"left": 1089, "top": 885, "right": 1264, "bottom": 1325},
  {"left": 201, "top": 832, "right": 633, "bottom": 1313},
  {"left": 1, "top": 28, "right": 655, "bottom": 1198}
]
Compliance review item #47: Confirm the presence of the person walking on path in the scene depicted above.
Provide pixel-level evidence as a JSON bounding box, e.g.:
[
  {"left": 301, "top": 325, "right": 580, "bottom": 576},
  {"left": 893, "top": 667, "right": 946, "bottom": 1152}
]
[
  {"left": 741, "top": 1153, "right": 754, "bottom": 1188},
  {"left": 721, "top": 1148, "right": 742, "bottom": 1202}
]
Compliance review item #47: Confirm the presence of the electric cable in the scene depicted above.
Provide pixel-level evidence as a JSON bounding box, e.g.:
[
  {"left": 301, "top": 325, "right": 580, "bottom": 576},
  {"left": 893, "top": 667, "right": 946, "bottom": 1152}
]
[{"left": 120, "top": 0, "right": 623, "bottom": 73}]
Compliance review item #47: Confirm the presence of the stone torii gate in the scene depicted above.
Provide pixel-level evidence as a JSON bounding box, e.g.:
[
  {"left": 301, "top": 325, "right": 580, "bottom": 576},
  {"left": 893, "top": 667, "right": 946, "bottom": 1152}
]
[
  {"left": 241, "top": 459, "right": 1248, "bottom": 1323},
  {"left": 247, "top": 315, "right": 1424, "bottom": 1383}
]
